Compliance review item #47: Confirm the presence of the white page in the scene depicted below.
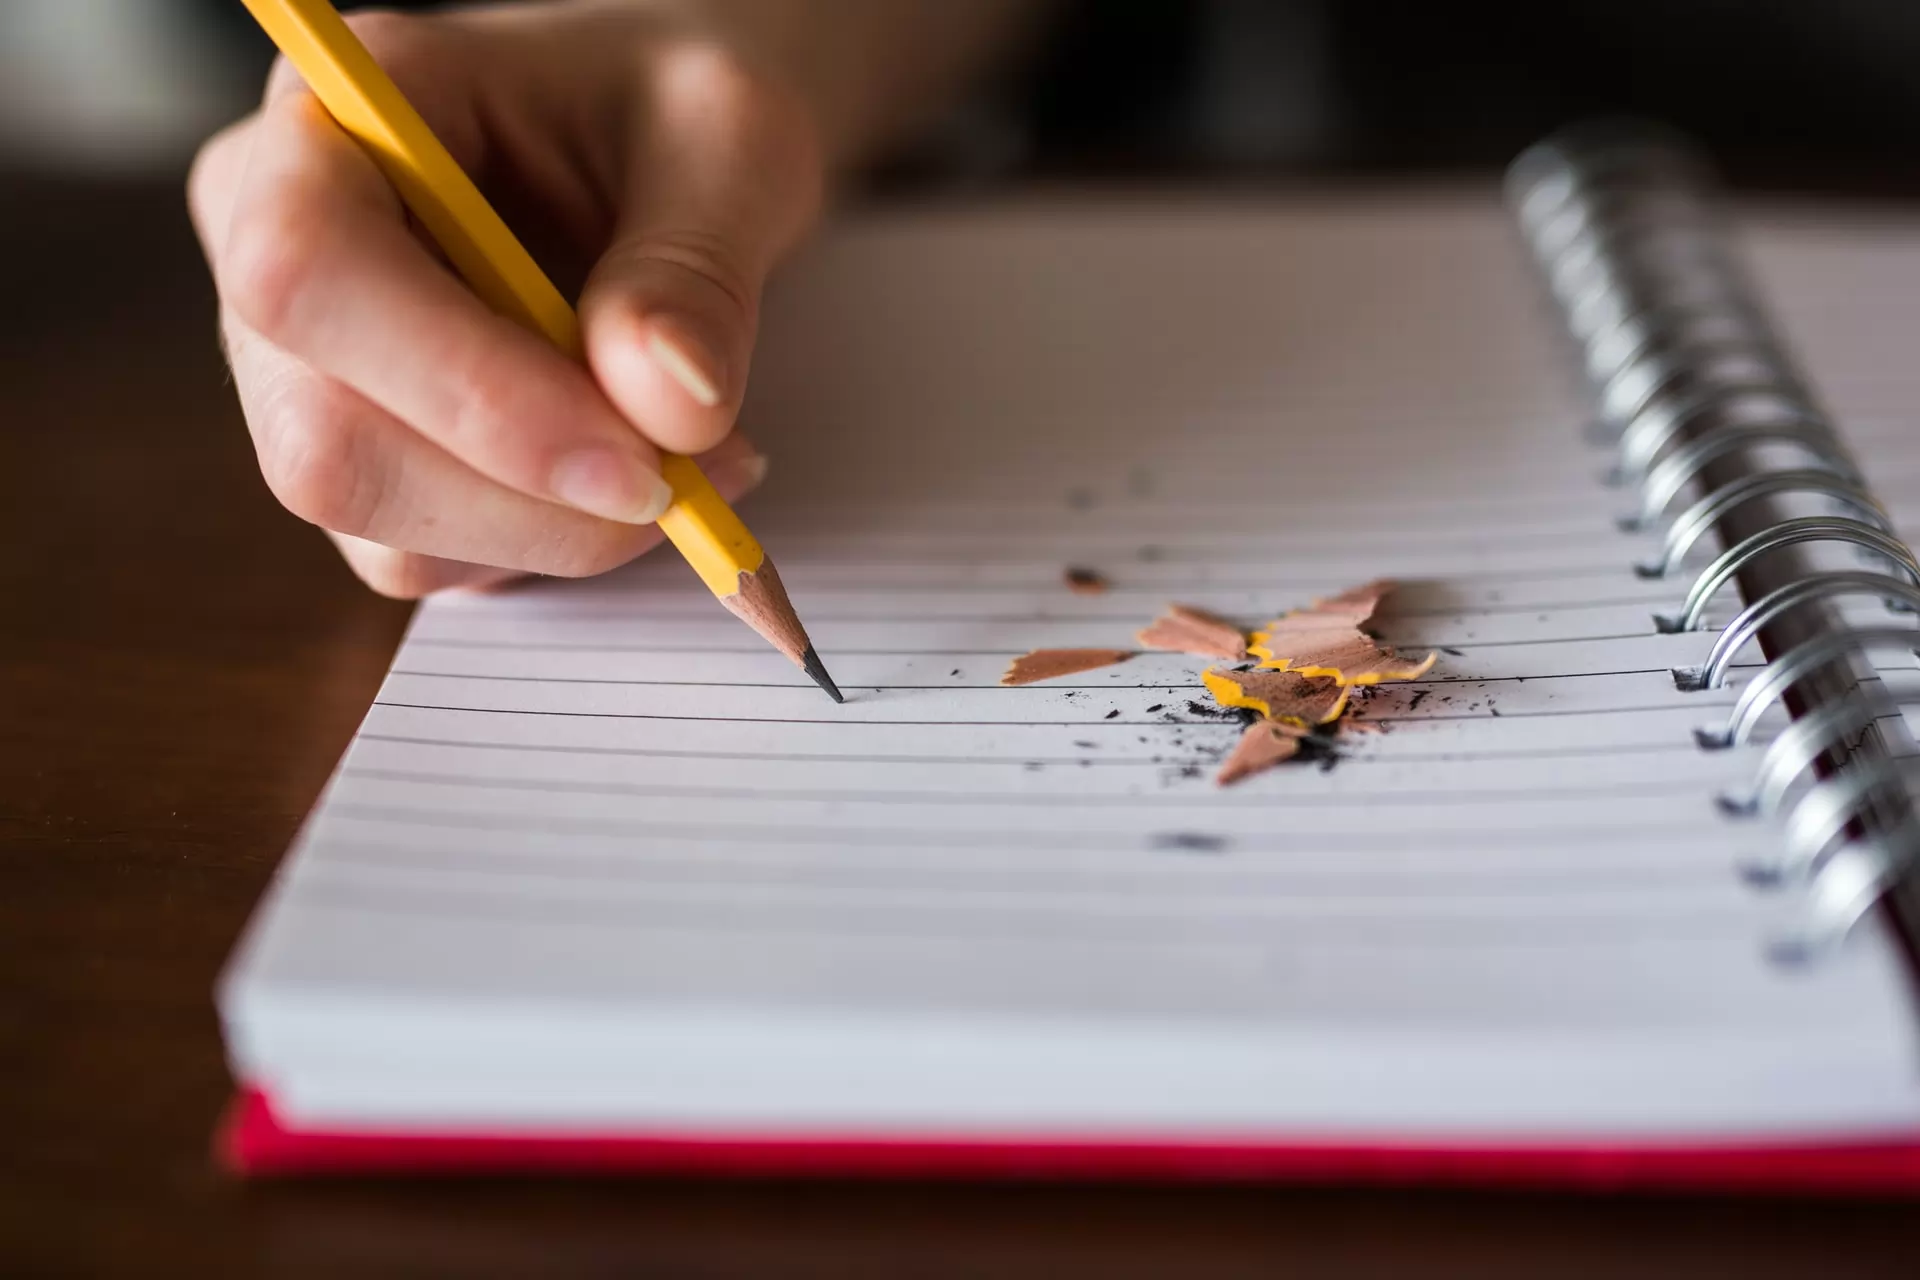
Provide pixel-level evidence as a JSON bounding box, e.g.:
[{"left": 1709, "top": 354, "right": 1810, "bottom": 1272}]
[{"left": 221, "top": 196, "right": 1920, "bottom": 1141}]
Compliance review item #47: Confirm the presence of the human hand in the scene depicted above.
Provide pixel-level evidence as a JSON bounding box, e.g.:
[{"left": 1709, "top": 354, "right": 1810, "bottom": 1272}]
[{"left": 188, "top": 2, "right": 823, "bottom": 595}]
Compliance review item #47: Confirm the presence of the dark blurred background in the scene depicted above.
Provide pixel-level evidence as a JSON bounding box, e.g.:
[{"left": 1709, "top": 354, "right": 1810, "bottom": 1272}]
[
  {"left": 8, "top": 0, "right": 1920, "bottom": 188},
  {"left": 12, "top": 0, "right": 1920, "bottom": 402}
]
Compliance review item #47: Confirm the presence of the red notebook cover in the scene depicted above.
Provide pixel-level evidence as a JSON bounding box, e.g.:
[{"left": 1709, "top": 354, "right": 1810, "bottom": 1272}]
[{"left": 219, "top": 1088, "right": 1920, "bottom": 1192}]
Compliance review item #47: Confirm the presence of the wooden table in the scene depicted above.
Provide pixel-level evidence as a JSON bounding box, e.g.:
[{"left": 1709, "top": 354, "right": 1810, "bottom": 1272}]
[{"left": 4, "top": 173, "right": 1917, "bottom": 1278}]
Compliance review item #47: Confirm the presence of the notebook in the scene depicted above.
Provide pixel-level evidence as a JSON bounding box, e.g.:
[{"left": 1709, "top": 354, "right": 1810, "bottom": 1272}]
[{"left": 217, "top": 126, "right": 1920, "bottom": 1189}]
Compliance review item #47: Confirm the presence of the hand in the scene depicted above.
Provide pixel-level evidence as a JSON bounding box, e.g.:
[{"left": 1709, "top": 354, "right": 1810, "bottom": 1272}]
[{"left": 187, "top": 3, "right": 823, "bottom": 596}]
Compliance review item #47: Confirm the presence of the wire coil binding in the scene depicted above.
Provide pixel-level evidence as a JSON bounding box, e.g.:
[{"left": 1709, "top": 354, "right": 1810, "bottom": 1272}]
[{"left": 1506, "top": 121, "right": 1920, "bottom": 954}]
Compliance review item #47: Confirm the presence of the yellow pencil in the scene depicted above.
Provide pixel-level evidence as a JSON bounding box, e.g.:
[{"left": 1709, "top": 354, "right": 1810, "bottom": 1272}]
[{"left": 238, "top": 0, "right": 843, "bottom": 702}]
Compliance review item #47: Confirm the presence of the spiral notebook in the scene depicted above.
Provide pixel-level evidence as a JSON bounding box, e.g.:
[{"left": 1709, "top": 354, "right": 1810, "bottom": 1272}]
[{"left": 217, "top": 127, "right": 1920, "bottom": 1188}]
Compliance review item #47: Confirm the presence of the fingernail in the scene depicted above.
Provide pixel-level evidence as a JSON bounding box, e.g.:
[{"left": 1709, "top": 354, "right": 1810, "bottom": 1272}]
[
  {"left": 709, "top": 452, "right": 769, "bottom": 499},
  {"left": 550, "top": 447, "right": 675, "bottom": 524},
  {"left": 646, "top": 325, "right": 724, "bottom": 408}
]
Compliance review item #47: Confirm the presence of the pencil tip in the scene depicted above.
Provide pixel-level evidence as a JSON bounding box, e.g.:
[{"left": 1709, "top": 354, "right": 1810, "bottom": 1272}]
[
  {"left": 715, "top": 557, "right": 842, "bottom": 702},
  {"left": 800, "top": 646, "right": 845, "bottom": 703}
]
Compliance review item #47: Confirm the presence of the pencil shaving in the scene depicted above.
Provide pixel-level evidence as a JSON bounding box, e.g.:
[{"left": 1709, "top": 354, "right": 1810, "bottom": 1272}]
[
  {"left": 1259, "top": 638, "right": 1438, "bottom": 685},
  {"left": 1136, "top": 604, "right": 1246, "bottom": 659},
  {"left": 1000, "top": 648, "right": 1135, "bottom": 686},
  {"left": 1247, "top": 579, "right": 1434, "bottom": 685},
  {"left": 1246, "top": 579, "right": 1390, "bottom": 662},
  {"left": 1216, "top": 720, "right": 1308, "bottom": 785},
  {"left": 1003, "top": 578, "right": 1436, "bottom": 784},
  {"left": 1201, "top": 668, "right": 1349, "bottom": 725}
]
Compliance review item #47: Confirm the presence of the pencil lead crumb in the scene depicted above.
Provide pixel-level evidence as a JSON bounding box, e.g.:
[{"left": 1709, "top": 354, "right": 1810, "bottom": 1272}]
[{"left": 1064, "top": 566, "right": 1110, "bottom": 594}]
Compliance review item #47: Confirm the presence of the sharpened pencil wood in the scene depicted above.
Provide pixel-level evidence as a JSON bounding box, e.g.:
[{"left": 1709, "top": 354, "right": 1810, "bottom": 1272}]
[{"left": 718, "top": 559, "right": 843, "bottom": 699}]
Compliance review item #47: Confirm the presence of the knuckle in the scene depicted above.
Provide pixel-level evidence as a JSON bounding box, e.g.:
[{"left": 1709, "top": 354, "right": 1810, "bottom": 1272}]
[
  {"left": 264, "top": 12, "right": 437, "bottom": 104},
  {"left": 186, "top": 145, "right": 218, "bottom": 217},
  {"left": 654, "top": 42, "right": 822, "bottom": 198},
  {"left": 541, "top": 527, "right": 653, "bottom": 580},
  {"left": 437, "top": 340, "right": 529, "bottom": 455},
  {"left": 656, "top": 43, "right": 764, "bottom": 117},
  {"left": 604, "top": 228, "right": 758, "bottom": 325},
  {"left": 186, "top": 122, "right": 243, "bottom": 218},
  {"left": 262, "top": 53, "right": 306, "bottom": 104},
  {"left": 340, "top": 11, "right": 478, "bottom": 155},
  {"left": 341, "top": 10, "right": 435, "bottom": 78},
  {"left": 222, "top": 198, "right": 326, "bottom": 345},
  {"left": 256, "top": 390, "right": 374, "bottom": 535}
]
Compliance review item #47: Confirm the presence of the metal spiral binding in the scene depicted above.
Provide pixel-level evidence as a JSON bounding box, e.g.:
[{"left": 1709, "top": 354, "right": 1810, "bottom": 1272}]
[
  {"left": 1653, "top": 517, "right": 1920, "bottom": 634},
  {"left": 1696, "top": 625, "right": 1920, "bottom": 751},
  {"left": 1506, "top": 121, "right": 1920, "bottom": 953},
  {"left": 1675, "top": 571, "right": 1920, "bottom": 694},
  {"left": 1634, "top": 469, "right": 1886, "bottom": 579}
]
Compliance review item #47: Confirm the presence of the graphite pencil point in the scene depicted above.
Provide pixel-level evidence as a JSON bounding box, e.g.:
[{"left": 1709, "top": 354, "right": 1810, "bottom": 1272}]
[{"left": 800, "top": 646, "right": 844, "bottom": 703}]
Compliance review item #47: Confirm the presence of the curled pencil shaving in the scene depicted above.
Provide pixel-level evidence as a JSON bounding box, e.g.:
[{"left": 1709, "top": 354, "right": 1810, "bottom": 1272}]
[
  {"left": 1304, "top": 579, "right": 1396, "bottom": 626},
  {"left": 1252, "top": 637, "right": 1437, "bottom": 685},
  {"left": 1247, "top": 579, "right": 1435, "bottom": 685},
  {"left": 1202, "top": 667, "right": 1349, "bottom": 785},
  {"left": 1000, "top": 648, "right": 1134, "bottom": 686},
  {"left": 1136, "top": 604, "right": 1247, "bottom": 660},
  {"left": 1216, "top": 720, "right": 1308, "bottom": 785},
  {"left": 1201, "top": 668, "right": 1349, "bottom": 726}
]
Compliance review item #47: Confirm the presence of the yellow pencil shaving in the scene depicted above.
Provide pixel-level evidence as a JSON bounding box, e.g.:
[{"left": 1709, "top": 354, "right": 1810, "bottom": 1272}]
[
  {"left": 1201, "top": 668, "right": 1350, "bottom": 725},
  {"left": 1245, "top": 635, "right": 1286, "bottom": 668},
  {"left": 1246, "top": 641, "right": 1438, "bottom": 686}
]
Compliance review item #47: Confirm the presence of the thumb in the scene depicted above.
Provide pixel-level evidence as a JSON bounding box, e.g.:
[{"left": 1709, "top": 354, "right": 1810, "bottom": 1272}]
[{"left": 578, "top": 45, "right": 823, "bottom": 457}]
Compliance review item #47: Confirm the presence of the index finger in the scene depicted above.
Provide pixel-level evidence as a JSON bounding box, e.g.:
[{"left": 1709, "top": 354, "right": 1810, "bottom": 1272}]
[{"left": 215, "top": 89, "right": 673, "bottom": 526}]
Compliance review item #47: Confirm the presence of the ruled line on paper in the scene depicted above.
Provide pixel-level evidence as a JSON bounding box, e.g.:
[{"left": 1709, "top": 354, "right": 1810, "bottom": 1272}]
[
  {"left": 279, "top": 876, "right": 1783, "bottom": 946},
  {"left": 308, "top": 816, "right": 1755, "bottom": 873},
  {"left": 403, "top": 596, "right": 1679, "bottom": 628},
  {"left": 326, "top": 772, "right": 1723, "bottom": 809},
  {"left": 309, "top": 810, "right": 1751, "bottom": 857},
  {"left": 371, "top": 661, "right": 1759, "bottom": 700},
  {"left": 744, "top": 553, "right": 1646, "bottom": 573},
  {"left": 442, "top": 561, "right": 1661, "bottom": 598},
  {"left": 431, "top": 563, "right": 1651, "bottom": 596},
  {"left": 307, "top": 822, "right": 1760, "bottom": 876},
  {"left": 412, "top": 579, "right": 1690, "bottom": 613},
  {"left": 733, "top": 529, "right": 1636, "bottom": 558},
  {"left": 309, "top": 840, "right": 1740, "bottom": 894},
  {"left": 376, "top": 650, "right": 1732, "bottom": 692},
  {"left": 351, "top": 732, "right": 1707, "bottom": 767},
  {"left": 382, "top": 634, "right": 1669, "bottom": 673},
  {"left": 364, "top": 700, "right": 1737, "bottom": 726}
]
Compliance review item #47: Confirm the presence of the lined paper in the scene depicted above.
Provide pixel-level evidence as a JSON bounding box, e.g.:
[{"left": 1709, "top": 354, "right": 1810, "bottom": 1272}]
[{"left": 222, "top": 199, "right": 1920, "bottom": 1140}]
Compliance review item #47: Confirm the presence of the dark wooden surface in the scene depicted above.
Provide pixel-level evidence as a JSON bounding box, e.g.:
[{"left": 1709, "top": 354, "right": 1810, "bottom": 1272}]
[{"left": 5, "top": 173, "right": 1920, "bottom": 1279}]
